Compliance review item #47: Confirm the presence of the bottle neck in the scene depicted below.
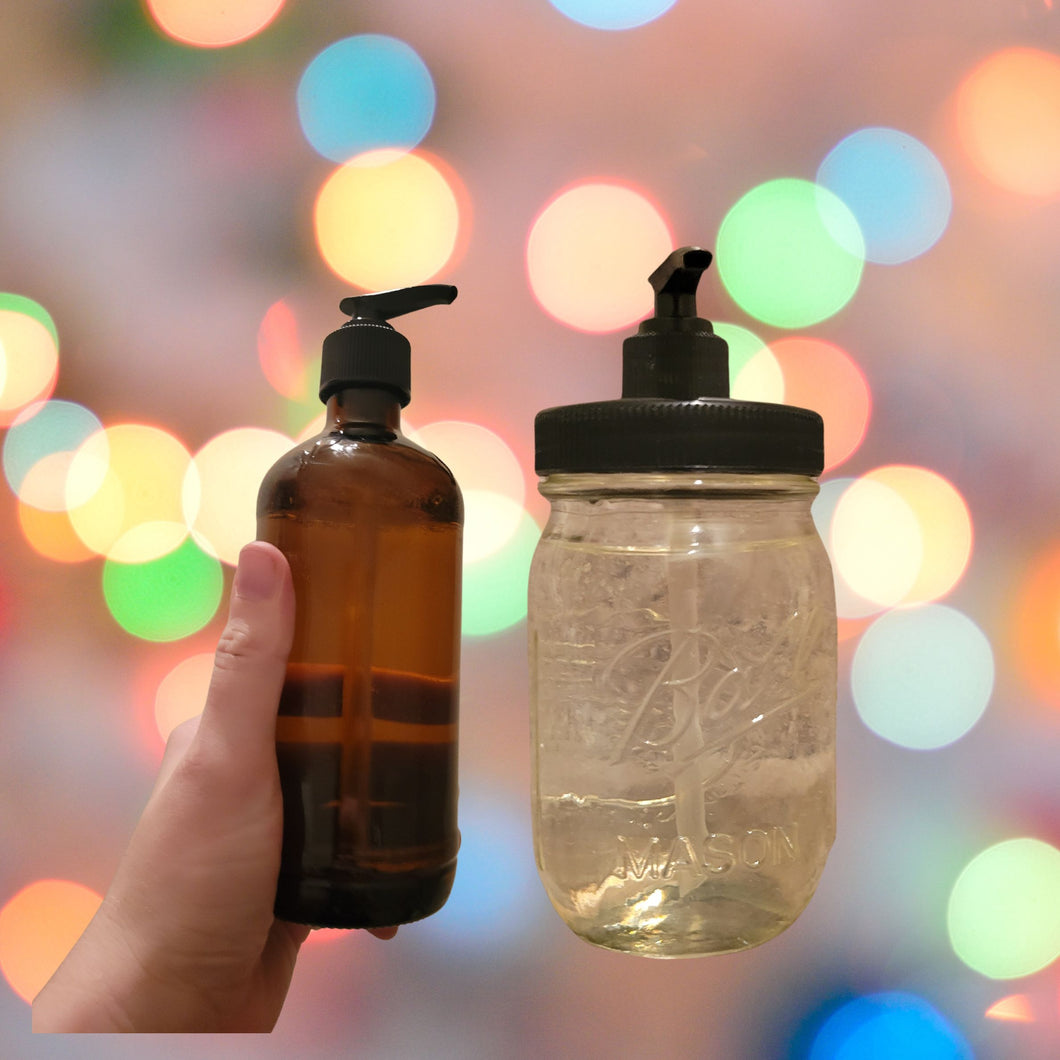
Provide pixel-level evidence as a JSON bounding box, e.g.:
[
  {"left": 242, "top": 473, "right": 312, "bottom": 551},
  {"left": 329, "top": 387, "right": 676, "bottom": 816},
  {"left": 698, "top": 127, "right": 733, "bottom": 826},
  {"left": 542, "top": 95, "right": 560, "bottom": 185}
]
[{"left": 325, "top": 387, "right": 403, "bottom": 435}]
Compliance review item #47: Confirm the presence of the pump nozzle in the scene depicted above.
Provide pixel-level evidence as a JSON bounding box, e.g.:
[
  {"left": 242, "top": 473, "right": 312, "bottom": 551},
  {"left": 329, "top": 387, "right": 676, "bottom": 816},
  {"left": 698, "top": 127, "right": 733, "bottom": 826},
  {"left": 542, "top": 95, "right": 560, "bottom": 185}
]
[
  {"left": 621, "top": 246, "right": 729, "bottom": 400},
  {"left": 648, "top": 247, "right": 713, "bottom": 320},
  {"left": 339, "top": 284, "right": 458, "bottom": 323},
  {"left": 320, "top": 283, "right": 458, "bottom": 405}
]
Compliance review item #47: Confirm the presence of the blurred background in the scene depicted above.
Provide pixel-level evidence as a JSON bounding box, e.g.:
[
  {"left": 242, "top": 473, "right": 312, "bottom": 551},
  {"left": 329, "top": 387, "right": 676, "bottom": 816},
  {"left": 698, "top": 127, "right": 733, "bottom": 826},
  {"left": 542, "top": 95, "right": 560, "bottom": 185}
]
[{"left": 1, "top": 0, "right": 1059, "bottom": 1056}]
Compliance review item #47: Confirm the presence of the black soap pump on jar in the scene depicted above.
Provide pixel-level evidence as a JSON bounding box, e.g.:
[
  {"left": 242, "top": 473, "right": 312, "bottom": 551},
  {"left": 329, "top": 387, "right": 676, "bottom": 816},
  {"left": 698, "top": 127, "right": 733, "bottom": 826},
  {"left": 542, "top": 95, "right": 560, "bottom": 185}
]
[{"left": 258, "top": 284, "right": 463, "bottom": 929}]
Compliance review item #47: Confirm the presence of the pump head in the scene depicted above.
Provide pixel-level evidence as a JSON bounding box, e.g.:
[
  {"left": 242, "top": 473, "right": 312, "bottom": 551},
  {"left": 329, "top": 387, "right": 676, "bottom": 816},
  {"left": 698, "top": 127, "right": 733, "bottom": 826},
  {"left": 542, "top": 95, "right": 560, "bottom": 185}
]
[
  {"left": 320, "top": 283, "right": 457, "bottom": 405},
  {"left": 622, "top": 246, "right": 729, "bottom": 400}
]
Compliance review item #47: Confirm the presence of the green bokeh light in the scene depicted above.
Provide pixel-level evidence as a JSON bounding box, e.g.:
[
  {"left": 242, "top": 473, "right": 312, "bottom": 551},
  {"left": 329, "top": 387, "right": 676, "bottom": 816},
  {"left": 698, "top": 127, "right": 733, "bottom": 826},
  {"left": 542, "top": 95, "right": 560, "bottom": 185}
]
[
  {"left": 947, "top": 837, "right": 1060, "bottom": 979},
  {"left": 716, "top": 178, "right": 865, "bottom": 329},
  {"left": 462, "top": 510, "right": 540, "bottom": 637},
  {"left": 102, "top": 535, "right": 224, "bottom": 642}
]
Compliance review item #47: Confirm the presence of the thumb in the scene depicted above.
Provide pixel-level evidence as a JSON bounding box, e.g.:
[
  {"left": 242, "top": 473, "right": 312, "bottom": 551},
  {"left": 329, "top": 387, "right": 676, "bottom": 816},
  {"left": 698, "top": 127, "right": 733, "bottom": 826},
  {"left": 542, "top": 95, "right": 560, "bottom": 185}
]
[{"left": 196, "top": 541, "right": 295, "bottom": 765}]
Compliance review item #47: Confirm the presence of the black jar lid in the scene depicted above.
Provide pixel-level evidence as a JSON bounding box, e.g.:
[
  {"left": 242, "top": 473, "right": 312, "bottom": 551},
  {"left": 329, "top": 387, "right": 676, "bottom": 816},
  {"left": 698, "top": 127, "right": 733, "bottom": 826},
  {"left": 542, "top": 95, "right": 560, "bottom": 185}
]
[{"left": 534, "top": 247, "right": 824, "bottom": 477}]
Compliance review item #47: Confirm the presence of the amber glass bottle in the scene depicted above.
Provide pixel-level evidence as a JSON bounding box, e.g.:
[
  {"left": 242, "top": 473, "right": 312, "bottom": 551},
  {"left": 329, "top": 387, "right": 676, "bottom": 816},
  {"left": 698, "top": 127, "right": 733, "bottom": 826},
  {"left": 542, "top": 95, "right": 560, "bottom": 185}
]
[{"left": 257, "top": 286, "right": 462, "bottom": 929}]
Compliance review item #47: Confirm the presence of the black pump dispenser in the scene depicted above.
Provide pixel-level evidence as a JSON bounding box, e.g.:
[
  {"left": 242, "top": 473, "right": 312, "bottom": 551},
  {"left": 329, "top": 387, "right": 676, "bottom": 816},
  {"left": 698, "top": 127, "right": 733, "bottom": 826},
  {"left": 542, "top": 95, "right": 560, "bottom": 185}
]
[
  {"left": 535, "top": 246, "right": 824, "bottom": 476},
  {"left": 319, "top": 283, "right": 458, "bottom": 405},
  {"left": 621, "top": 247, "right": 729, "bottom": 400}
]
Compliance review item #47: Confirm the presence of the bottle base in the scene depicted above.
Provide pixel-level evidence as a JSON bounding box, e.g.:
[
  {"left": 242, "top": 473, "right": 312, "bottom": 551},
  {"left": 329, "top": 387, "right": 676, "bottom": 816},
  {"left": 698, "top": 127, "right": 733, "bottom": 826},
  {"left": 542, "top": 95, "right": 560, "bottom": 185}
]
[
  {"left": 558, "top": 888, "right": 807, "bottom": 958},
  {"left": 274, "top": 862, "right": 456, "bottom": 929}
]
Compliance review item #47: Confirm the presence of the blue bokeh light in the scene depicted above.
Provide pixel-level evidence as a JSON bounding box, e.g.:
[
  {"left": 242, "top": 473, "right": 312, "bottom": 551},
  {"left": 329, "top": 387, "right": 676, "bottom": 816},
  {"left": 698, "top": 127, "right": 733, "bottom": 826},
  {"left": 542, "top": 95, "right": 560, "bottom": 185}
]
[
  {"left": 548, "top": 0, "right": 678, "bottom": 31},
  {"left": 296, "top": 35, "right": 436, "bottom": 163},
  {"left": 817, "top": 127, "right": 952, "bottom": 264},
  {"left": 809, "top": 992, "right": 972, "bottom": 1059},
  {"left": 416, "top": 789, "right": 549, "bottom": 956},
  {"left": 2, "top": 400, "right": 101, "bottom": 497}
]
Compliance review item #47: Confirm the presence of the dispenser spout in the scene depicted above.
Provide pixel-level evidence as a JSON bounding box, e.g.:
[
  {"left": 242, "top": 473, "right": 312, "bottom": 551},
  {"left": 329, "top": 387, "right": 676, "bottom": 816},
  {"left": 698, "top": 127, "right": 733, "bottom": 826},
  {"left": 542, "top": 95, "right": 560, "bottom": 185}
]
[
  {"left": 621, "top": 246, "right": 729, "bottom": 400},
  {"left": 339, "top": 284, "right": 458, "bottom": 323},
  {"left": 648, "top": 247, "right": 713, "bottom": 320}
]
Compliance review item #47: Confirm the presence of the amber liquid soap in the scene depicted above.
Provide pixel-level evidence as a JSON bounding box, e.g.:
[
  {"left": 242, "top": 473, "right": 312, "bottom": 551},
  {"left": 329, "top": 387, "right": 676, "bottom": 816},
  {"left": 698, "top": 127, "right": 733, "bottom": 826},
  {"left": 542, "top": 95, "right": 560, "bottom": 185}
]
[{"left": 259, "top": 387, "right": 462, "bottom": 928}]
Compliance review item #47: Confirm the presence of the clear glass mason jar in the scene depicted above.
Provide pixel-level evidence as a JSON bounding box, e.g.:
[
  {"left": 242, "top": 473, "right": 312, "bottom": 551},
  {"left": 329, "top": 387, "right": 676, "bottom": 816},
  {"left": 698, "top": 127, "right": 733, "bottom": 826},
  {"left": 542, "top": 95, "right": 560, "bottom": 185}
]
[{"left": 528, "top": 471, "right": 836, "bottom": 957}]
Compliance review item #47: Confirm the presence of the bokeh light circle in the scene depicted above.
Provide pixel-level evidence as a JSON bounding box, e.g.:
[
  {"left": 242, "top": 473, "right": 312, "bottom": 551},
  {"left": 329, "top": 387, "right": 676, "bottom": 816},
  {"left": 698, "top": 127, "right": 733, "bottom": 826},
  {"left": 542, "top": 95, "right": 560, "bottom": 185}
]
[
  {"left": 144, "top": 0, "right": 286, "bottom": 48},
  {"left": 809, "top": 991, "right": 971, "bottom": 1059},
  {"left": 817, "top": 127, "right": 952, "bottom": 264},
  {"left": 102, "top": 536, "right": 224, "bottom": 642},
  {"left": 548, "top": 0, "right": 678, "bottom": 31},
  {"left": 155, "top": 652, "right": 214, "bottom": 741},
  {"left": 297, "top": 35, "right": 435, "bottom": 162},
  {"left": 862, "top": 465, "right": 972, "bottom": 604},
  {"left": 17, "top": 504, "right": 96, "bottom": 564},
  {"left": 716, "top": 178, "right": 864, "bottom": 329},
  {"left": 0, "top": 306, "right": 59, "bottom": 427},
  {"left": 184, "top": 427, "right": 293, "bottom": 566},
  {"left": 813, "top": 477, "right": 882, "bottom": 622},
  {"left": 851, "top": 604, "right": 994, "bottom": 749},
  {"left": 956, "top": 47, "right": 1060, "bottom": 197},
  {"left": 947, "top": 837, "right": 1060, "bottom": 978},
  {"left": 463, "top": 509, "right": 540, "bottom": 637},
  {"left": 767, "top": 338, "right": 871, "bottom": 471},
  {"left": 315, "top": 150, "right": 462, "bottom": 291},
  {"left": 3, "top": 400, "right": 102, "bottom": 508},
  {"left": 412, "top": 419, "right": 525, "bottom": 561},
  {"left": 418, "top": 793, "right": 546, "bottom": 953},
  {"left": 713, "top": 322, "right": 784, "bottom": 403},
  {"left": 1010, "top": 541, "right": 1060, "bottom": 711},
  {"left": 0, "top": 879, "right": 102, "bottom": 1004},
  {"left": 258, "top": 299, "right": 310, "bottom": 401},
  {"left": 831, "top": 476, "right": 922, "bottom": 609},
  {"left": 66, "top": 424, "right": 194, "bottom": 561},
  {"left": 526, "top": 182, "right": 673, "bottom": 333}
]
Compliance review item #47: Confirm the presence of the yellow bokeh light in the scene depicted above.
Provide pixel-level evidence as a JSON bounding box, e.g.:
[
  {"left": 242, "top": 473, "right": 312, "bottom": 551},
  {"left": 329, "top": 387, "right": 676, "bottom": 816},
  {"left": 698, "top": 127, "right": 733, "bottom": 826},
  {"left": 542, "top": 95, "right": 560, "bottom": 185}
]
[
  {"left": 0, "top": 311, "right": 59, "bottom": 427},
  {"left": 862, "top": 465, "right": 972, "bottom": 604},
  {"left": 526, "top": 181, "right": 673, "bottom": 333},
  {"left": 831, "top": 477, "right": 923, "bottom": 608},
  {"left": 0, "top": 879, "right": 101, "bottom": 1004},
  {"left": 143, "top": 0, "right": 286, "bottom": 48},
  {"left": 409, "top": 420, "right": 526, "bottom": 561},
  {"left": 462, "top": 489, "right": 526, "bottom": 564},
  {"left": 185, "top": 427, "right": 294, "bottom": 566},
  {"left": 731, "top": 347, "right": 784, "bottom": 403},
  {"left": 314, "top": 149, "right": 462, "bottom": 292},
  {"left": 17, "top": 502, "right": 96, "bottom": 563},
  {"left": 155, "top": 652, "right": 214, "bottom": 741},
  {"left": 411, "top": 420, "right": 524, "bottom": 504},
  {"left": 66, "top": 425, "right": 194, "bottom": 561},
  {"left": 956, "top": 47, "right": 1060, "bottom": 197}
]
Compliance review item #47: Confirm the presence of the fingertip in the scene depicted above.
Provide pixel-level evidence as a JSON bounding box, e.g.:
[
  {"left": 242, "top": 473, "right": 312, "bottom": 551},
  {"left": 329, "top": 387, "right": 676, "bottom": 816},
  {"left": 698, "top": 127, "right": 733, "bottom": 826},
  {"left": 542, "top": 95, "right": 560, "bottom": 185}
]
[{"left": 234, "top": 542, "right": 288, "bottom": 602}]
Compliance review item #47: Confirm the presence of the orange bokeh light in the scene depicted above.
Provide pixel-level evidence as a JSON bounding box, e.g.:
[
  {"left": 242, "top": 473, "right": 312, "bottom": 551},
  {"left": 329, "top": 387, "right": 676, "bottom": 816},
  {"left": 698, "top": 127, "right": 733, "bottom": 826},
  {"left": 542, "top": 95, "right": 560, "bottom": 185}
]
[
  {"left": 17, "top": 502, "right": 96, "bottom": 563},
  {"left": 143, "top": 0, "right": 286, "bottom": 48},
  {"left": 768, "top": 337, "right": 871, "bottom": 472},
  {"left": 258, "top": 299, "right": 310, "bottom": 401},
  {"left": 0, "top": 879, "right": 101, "bottom": 1004},
  {"left": 1011, "top": 541, "right": 1060, "bottom": 711},
  {"left": 985, "top": 994, "right": 1035, "bottom": 1023},
  {"left": 956, "top": 47, "right": 1060, "bottom": 197}
]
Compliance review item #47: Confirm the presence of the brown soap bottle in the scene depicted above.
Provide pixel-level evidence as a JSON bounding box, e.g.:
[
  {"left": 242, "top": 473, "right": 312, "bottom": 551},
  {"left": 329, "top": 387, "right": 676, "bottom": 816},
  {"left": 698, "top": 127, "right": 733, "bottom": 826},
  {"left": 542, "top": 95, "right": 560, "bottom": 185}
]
[{"left": 257, "top": 284, "right": 462, "bottom": 929}]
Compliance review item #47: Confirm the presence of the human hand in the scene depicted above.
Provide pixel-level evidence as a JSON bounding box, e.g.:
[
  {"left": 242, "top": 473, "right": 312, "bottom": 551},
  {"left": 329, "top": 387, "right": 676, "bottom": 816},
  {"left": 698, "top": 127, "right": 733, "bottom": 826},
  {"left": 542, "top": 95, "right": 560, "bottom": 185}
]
[{"left": 32, "top": 542, "right": 395, "bottom": 1033}]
